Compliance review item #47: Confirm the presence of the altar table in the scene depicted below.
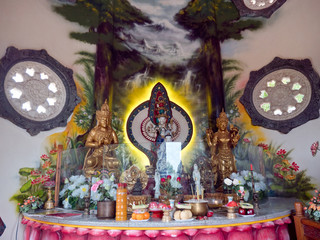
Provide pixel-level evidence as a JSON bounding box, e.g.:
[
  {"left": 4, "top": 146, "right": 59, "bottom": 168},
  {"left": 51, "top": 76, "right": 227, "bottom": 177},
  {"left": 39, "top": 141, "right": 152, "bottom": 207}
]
[{"left": 21, "top": 197, "right": 295, "bottom": 240}]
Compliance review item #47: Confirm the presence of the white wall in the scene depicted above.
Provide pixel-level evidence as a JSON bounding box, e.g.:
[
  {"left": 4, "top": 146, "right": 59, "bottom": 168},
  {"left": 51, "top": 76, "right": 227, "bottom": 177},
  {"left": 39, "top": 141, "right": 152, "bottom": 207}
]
[
  {"left": 0, "top": 0, "right": 93, "bottom": 239},
  {"left": 222, "top": 0, "right": 320, "bottom": 186},
  {"left": 0, "top": 0, "right": 320, "bottom": 239}
]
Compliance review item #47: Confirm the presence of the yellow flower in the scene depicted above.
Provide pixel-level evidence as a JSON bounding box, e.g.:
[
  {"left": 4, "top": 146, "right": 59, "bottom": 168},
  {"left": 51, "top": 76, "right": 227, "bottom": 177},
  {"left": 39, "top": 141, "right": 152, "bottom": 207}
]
[
  {"left": 282, "top": 159, "right": 290, "bottom": 166},
  {"left": 285, "top": 174, "right": 296, "bottom": 181}
]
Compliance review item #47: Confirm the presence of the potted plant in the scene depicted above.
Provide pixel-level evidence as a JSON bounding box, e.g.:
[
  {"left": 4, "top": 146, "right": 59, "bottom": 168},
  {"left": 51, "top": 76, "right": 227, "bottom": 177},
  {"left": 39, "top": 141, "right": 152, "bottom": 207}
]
[
  {"left": 91, "top": 174, "right": 118, "bottom": 219},
  {"left": 160, "top": 175, "right": 182, "bottom": 205},
  {"left": 18, "top": 196, "right": 44, "bottom": 213}
]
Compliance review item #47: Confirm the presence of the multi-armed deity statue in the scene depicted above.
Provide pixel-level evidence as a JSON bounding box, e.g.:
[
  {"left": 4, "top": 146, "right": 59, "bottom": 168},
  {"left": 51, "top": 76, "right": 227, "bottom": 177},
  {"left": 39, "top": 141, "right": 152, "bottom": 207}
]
[
  {"left": 83, "top": 100, "right": 120, "bottom": 179},
  {"left": 206, "top": 110, "right": 240, "bottom": 189}
]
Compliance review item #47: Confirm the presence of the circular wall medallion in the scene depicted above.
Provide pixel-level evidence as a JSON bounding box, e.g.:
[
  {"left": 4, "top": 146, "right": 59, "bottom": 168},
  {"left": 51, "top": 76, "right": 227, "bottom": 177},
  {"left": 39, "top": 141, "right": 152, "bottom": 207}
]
[
  {"left": 0, "top": 47, "right": 80, "bottom": 135},
  {"left": 231, "top": 0, "right": 287, "bottom": 18},
  {"left": 240, "top": 57, "right": 320, "bottom": 133}
]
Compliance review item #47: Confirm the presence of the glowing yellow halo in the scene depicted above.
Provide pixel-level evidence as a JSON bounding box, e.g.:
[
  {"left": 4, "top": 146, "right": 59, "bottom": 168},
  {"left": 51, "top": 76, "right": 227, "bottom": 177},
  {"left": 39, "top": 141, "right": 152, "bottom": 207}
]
[{"left": 123, "top": 78, "right": 196, "bottom": 169}]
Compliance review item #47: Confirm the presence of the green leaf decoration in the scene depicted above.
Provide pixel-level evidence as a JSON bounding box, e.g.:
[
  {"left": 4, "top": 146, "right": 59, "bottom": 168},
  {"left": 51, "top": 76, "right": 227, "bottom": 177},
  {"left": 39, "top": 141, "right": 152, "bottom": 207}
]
[
  {"left": 19, "top": 167, "right": 34, "bottom": 176},
  {"left": 20, "top": 179, "right": 32, "bottom": 193},
  {"left": 10, "top": 193, "right": 29, "bottom": 203}
]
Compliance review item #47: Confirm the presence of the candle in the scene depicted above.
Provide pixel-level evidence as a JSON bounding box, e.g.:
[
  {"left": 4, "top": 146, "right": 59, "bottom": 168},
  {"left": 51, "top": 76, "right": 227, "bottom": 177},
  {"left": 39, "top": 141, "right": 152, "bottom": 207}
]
[{"left": 250, "top": 164, "right": 253, "bottom": 171}]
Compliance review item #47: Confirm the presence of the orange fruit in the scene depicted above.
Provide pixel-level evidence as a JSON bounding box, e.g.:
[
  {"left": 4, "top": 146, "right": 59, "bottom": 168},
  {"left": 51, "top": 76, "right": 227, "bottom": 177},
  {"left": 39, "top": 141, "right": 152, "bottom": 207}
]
[
  {"left": 136, "top": 213, "right": 144, "bottom": 220},
  {"left": 143, "top": 212, "right": 150, "bottom": 220},
  {"left": 131, "top": 213, "right": 137, "bottom": 220}
]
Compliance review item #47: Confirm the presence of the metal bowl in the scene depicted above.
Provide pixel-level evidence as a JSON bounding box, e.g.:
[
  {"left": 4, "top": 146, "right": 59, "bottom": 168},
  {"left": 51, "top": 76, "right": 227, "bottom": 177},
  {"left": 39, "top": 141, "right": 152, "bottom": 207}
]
[
  {"left": 206, "top": 198, "right": 224, "bottom": 209},
  {"left": 187, "top": 201, "right": 208, "bottom": 216}
]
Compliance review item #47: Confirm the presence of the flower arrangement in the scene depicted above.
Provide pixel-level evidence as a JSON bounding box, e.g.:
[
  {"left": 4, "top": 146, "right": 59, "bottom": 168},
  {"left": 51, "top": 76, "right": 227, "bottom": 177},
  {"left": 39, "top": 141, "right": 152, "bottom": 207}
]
[
  {"left": 59, "top": 175, "right": 90, "bottom": 209},
  {"left": 59, "top": 173, "right": 117, "bottom": 209},
  {"left": 304, "top": 190, "right": 320, "bottom": 221},
  {"left": 90, "top": 174, "right": 117, "bottom": 202},
  {"left": 160, "top": 175, "right": 182, "bottom": 199},
  {"left": 225, "top": 170, "right": 267, "bottom": 202},
  {"left": 18, "top": 196, "right": 44, "bottom": 213}
]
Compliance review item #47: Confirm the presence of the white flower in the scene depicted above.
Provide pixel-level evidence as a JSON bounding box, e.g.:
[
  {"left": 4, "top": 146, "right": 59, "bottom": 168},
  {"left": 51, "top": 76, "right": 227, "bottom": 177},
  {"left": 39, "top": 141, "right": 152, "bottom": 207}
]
[
  {"left": 68, "top": 184, "right": 77, "bottom": 191},
  {"left": 59, "top": 187, "right": 67, "bottom": 197},
  {"left": 233, "top": 179, "right": 240, "bottom": 186},
  {"left": 62, "top": 198, "right": 72, "bottom": 209},
  {"left": 79, "top": 184, "right": 89, "bottom": 198},
  {"left": 230, "top": 172, "right": 239, "bottom": 179},
  {"left": 236, "top": 176, "right": 245, "bottom": 185},
  {"left": 224, "top": 178, "right": 233, "bottom": 186},
  {"left": 91, "top": 191, "right": 102, "bottom": 201},
  {"left": 110, "top": 174, "right": 115, "bottom": 182},
  {"left": 71, "top": 188, "right": 81, "bottom": 197}
]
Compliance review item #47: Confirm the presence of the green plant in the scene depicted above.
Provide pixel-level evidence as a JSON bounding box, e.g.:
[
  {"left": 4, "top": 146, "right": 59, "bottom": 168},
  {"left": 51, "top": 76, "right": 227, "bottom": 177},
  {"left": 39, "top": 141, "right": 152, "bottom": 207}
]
[{"left": 18, "top": 196, "right": 44, "bottom": 213}]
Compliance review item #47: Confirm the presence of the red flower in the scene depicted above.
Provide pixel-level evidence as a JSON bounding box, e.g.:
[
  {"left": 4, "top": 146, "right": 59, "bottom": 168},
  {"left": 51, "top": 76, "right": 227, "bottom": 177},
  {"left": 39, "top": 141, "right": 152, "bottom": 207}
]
[
  {"left": 30, "top": 170, "right": 42, "bottom": 176},
  {"left": 258, "top": 143, "right": 269, "bottom": 150},
  {"left": 167, "top": 175, "right": 172, "bottom": 180},
  {"left": 49, "top": 149, "right": 57, "bottom": 155},
  {"left": 274, "top": 163, "right": 282, "bottom": 169},
  {"left": 289, "top": 162, "right": 299, "bottom": 171},
  {"left": 40, "top": 154, "right": 50, "bottom": 160},
  {"left": 243, "top": 138, "right": 250, "bottom": 143},
  {"left": 177, "top": 177, "right": 181, "bottom": 182},
  {"left": 277, "top": 149, "right": 286, "bottom": 158},
  {"left": 161, "top": 178, "right": 166, "bottom": 183},
  {"left": 281, "top": 167, "right": 290, "bottom": 172}
]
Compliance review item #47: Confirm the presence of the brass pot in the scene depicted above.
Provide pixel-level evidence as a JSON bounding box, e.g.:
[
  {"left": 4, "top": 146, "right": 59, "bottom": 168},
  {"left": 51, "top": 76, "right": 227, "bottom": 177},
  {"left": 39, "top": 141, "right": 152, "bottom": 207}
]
[
  {"left": 189, "top": 201, "right": 208, "bottom": 216},
  {"left": 97, "top": 201, "right": 116, "bottom": 219}
]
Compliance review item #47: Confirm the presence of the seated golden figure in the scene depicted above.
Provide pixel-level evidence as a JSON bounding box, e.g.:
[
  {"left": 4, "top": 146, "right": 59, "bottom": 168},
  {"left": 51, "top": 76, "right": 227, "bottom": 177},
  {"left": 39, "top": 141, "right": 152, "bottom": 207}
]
[
  {"left": 83, "top": 100, "right": 119, "bottom": 178},
  {"left": 206, "top": 110, "right": 240, "bottom": 189}
]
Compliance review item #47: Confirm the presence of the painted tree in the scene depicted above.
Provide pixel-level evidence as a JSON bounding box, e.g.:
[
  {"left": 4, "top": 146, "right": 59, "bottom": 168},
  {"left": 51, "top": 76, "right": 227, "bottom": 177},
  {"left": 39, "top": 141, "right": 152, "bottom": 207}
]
[
  {"left": 175, "top": 0, "right": 263, "bottom": 128},
  {"left": 54, "top": 0, "right": 151, "bottom": 110}
]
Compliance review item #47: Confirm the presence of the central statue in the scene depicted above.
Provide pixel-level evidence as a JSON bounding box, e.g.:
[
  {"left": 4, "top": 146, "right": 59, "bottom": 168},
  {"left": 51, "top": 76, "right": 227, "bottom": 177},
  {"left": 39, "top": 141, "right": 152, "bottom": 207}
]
[
  {"left": 206, "top": 110, "right": 240, "bottom": 189},
  {"left": 83, "top": 99, "right": 119, "bottom": 178}
]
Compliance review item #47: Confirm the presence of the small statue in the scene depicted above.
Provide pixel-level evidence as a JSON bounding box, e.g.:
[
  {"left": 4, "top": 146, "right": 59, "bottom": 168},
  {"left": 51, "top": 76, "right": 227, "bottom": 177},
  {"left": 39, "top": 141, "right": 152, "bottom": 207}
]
[
  {"left": 132, "top": 178, "right": 143, "bottom": 196},
  {"left": 206, "top": 109, "right": 240, "bottom": 188},
  {"left": 192, "top": 164, "right": 201, "bottom": 196},
  {"left": 83, "top": 99, "right": 119, "bottom": 178},
  {"left": 154, "top": 169, "right": 161, "bottom": 199}
]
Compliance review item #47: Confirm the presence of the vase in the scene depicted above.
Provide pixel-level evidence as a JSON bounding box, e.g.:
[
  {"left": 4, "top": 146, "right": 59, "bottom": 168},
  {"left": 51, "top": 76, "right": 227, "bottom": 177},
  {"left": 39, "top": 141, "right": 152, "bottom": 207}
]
[{"left": 97, "top": 201, "right": 116, "bottom": 219}]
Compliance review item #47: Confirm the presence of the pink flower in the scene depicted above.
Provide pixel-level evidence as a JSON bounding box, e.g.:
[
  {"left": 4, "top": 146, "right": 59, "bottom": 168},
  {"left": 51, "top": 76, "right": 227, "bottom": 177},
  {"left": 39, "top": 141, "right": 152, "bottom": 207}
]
[
  {"left": 243, "top": 138, "right": 250, "bottom": 143},
  {"left": 311, "top": 141, "right": 319, "bottom": 157},
  {"left": 91, "top": 180, "right": 103, "bottom": 192}
]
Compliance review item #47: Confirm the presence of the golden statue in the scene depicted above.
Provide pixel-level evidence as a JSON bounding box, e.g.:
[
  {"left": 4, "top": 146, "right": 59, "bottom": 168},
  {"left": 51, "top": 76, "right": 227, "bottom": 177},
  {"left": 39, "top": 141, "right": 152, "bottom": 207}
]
[
  {"left": 206, "top": 110, "right": 240, "bottom": 188},
  {"left": 83, "top": 100, "right": 119, "bottom": 178}
]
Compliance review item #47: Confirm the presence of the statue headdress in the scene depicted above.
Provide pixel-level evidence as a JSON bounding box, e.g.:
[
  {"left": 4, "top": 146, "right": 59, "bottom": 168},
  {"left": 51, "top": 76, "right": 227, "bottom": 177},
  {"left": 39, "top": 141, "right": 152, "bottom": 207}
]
[
  {"left": 216, "top": 109, "right": 228, "bottom": 126},
  {"left": 96, "top": 99, "right": 111, "bottom": 121}
]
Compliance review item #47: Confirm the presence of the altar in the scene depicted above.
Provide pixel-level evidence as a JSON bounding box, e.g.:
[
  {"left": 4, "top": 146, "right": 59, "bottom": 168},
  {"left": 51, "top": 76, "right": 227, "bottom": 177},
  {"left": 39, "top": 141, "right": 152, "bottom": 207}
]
[{"left": 21, "top": 197, "right": 294, "bottom": 240}]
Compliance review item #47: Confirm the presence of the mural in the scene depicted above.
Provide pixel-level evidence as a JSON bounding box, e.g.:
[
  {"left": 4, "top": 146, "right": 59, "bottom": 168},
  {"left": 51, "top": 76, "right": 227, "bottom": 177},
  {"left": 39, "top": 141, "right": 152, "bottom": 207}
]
[{"left": 9, "top": 0, "right": 318, "bottom": 209}]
